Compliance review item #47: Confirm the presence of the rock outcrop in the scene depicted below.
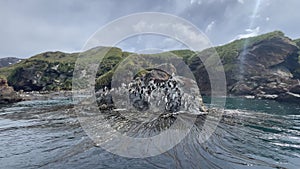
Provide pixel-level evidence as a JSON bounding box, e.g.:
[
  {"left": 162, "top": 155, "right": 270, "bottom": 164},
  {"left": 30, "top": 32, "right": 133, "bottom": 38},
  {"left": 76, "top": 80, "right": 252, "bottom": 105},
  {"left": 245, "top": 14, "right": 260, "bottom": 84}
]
[
  {"left": 0, "top": 78, "right": 22, "bottom": 104},
  {"left": 96, "top": 65, "right": 207, "bottom": 113}
]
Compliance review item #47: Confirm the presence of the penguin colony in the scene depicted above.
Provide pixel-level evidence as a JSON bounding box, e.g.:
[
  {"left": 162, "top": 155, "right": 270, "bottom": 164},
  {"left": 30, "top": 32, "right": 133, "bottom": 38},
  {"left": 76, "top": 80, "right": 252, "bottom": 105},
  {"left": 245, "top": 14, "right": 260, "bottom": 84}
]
[{"left": 128, "top": 75, "right": 182, "bottom": 113}]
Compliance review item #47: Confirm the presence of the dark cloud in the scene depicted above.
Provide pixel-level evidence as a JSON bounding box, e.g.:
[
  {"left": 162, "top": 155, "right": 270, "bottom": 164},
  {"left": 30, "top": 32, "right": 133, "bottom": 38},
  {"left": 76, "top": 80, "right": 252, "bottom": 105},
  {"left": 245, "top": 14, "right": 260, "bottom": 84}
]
[{"left": 0, "top": 0, "right": 299, "bottom": 58}]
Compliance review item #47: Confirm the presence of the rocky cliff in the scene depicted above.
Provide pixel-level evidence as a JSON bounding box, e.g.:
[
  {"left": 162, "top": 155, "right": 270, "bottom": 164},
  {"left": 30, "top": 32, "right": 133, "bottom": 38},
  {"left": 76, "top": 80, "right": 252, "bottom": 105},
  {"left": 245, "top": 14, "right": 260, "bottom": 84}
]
[{"left": 189, "top": 31, "right": 300, "bottom": 102}]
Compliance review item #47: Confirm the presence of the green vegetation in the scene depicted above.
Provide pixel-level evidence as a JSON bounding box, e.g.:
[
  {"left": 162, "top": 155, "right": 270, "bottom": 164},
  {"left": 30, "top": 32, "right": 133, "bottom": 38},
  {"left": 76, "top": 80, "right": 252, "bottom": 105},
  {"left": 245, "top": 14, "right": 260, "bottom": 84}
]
[
  {"left": 293, "top": 39, "right": 300, "bottom": 63},
  {"left": 187, "top": 31, "right": 287, "bottom": 73},
  {"left": 293, "top": 38, "right": 300, "bottom": 48},
  {"left": 0, "top": 47, "right": 128, "bottom": 91},
  {"left": 170, "top": 49, "right": 196, "bottom": 63},
  {"left": 215, "top": 31, "right": 284, "bottom": 63},
  {"left": 28, "top": 51, "right": 79, "bottom": 63},
  {"left": 95, "top": 70, "right": 114, "bottom": 90},
  {"left": 97, "top": 47, "right": 123, "bottom": 76}
]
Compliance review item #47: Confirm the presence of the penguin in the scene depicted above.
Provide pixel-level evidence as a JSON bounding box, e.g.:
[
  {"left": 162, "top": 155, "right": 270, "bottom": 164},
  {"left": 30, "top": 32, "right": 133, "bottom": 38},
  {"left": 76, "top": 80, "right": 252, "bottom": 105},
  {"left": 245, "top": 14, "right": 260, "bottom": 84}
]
[{"left": 104, "top": 86, "right": 109, "bottom": 96}]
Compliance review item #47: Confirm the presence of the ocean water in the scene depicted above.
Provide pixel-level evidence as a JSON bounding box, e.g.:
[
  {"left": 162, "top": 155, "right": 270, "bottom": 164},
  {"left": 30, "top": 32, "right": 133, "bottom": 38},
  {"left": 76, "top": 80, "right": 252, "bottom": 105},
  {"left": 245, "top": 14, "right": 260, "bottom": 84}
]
[{"left": 0, "top": 97, "right": 299, "bottom": 169}]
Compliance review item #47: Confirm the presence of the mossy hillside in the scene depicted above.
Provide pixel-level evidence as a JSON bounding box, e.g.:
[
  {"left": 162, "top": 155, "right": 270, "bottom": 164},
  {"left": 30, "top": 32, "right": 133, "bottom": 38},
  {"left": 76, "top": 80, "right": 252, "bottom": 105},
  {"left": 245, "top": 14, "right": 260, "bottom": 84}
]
[
  {"left": 0, "top": 47, "right": 205, "bottom": 91},
  {"left": 6, "top": 59, "right": 76, "bottom": 91},
  {"left": 95, "top": 53, "right": 145, "bottom": 89},
  {"left": 293, "top": 38, "right": 300, "bottom": 48},
  {"left": 170, "top": 49, "right": 196, "bottom": 63},
  {"left": 96, "top": 47, "right": 123, "bottom": 76},
  {"left": 28, "top": 51, "right": 79, "bottom": 63},
  {"left": 209, "top": 31, "right": 284, "bottom": 64},
  {"left": 95, "top": 51, "right": 194, "bottom": 89},
  {"left": 188, "top": 31, "right": 289, "bottom": 73},
  {"left": 0, "top": 47, "right": 126, "bottom": 91}
]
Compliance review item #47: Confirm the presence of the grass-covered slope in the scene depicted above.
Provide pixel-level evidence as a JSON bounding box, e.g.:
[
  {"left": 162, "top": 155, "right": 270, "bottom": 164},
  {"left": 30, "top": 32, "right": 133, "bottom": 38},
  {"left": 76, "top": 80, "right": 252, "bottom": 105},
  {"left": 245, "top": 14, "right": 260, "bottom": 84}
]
[{"left": 0, "top": 47, "right": 126, "bottom": 91}]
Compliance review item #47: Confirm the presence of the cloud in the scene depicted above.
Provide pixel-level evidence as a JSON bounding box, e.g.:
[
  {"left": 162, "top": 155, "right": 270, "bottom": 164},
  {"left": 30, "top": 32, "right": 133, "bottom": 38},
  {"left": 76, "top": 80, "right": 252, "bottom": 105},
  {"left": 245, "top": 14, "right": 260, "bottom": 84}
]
[
  {"left": 0, "top": 0, "right": 300, "bottom": 58},
  {"left": 237, "top": 0, "right": 244, "bottom": 4},
  {"left": 233, "top": 27, "right": 260, "bottom": 40},
  {"left": 0, "top": 0, "right": 174, "bottom": 58},
  {"left": 205, "top": 21, "right": 215, "bottom": 33},
  {"left": 131, "top": 19, "right": 210, "bottom": 50},
  {"left": 116, "top": 34, "right": 187, "bottom": 53},
  {"left": 190, "top": 0, "right": 202, "bottom": 5}
]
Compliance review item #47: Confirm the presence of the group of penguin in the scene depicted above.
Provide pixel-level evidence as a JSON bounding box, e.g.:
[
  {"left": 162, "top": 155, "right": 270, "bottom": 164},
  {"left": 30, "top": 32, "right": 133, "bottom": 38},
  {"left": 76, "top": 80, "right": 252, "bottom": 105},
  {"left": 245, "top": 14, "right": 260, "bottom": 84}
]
[{"left": 128, "top": 76, "right": 182, "bottom": 113}]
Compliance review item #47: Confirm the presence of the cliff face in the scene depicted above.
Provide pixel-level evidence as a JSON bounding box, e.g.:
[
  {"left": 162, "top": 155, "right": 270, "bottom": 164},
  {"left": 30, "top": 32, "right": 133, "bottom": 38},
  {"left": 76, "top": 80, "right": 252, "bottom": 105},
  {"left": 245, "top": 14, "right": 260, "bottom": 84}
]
[
  {"left": 189, "top": 31, "right": 300, "bottom": 101},
  {"left": 238, "top": 36, "right": 299, "bottom": 78}
]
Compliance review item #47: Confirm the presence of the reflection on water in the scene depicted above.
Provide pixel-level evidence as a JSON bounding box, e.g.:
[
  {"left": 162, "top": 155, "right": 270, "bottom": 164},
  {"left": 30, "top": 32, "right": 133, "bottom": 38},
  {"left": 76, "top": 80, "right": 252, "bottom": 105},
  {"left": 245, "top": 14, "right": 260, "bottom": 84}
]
[{"left": 0, "top": 97, "right": 299, "bottom": 169}]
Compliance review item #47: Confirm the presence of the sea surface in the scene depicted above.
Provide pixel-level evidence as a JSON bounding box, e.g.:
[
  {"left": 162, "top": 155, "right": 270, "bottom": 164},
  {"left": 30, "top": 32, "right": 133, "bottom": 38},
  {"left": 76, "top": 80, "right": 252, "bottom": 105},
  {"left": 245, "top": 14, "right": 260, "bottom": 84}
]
[{"left": 0, "top": 97, "right": 299, "bottom": 169}]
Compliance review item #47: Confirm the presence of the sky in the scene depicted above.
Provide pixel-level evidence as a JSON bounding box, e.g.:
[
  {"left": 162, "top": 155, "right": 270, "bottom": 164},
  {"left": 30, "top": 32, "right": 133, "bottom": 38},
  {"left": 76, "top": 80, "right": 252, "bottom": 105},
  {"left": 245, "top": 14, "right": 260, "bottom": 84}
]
[{"left": 0, "top": 0, "right": 300, "bottom": 58}]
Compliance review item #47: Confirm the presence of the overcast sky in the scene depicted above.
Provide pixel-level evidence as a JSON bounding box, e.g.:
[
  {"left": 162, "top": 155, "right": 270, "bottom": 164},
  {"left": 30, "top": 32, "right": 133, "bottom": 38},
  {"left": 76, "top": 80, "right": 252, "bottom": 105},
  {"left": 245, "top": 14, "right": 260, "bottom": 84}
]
[{"left": 1, "top": 0, "right": 300, "bottom": 58}]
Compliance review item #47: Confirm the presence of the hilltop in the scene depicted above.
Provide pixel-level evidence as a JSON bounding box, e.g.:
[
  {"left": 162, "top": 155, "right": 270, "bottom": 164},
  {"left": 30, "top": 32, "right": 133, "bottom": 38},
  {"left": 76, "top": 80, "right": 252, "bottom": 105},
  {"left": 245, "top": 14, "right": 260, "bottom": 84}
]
[{"left": 0, "top": 57, "right": 22, "bottom": 68}]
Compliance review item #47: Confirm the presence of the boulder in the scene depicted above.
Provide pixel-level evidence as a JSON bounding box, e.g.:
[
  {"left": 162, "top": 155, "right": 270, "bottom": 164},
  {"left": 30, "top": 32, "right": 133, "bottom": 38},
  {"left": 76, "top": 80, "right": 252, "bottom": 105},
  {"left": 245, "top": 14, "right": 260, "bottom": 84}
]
[
  {"left": 230, "top": 83, "right": 253, "bottom": 95},
  {"left": 0, "top": 78, "right": 22, "bottom": 104},
  {"left": 135, "top": 68, "right": 171, "bottom": 85}
]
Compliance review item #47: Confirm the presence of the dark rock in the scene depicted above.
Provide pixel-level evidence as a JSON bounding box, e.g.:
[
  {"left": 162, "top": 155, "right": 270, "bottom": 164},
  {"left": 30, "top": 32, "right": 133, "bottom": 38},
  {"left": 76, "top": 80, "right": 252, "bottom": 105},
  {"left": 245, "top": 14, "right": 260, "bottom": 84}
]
[
  {"left": 189, "top": 32, "right": 300, "bottom": 100},
  {"left": 7, "top": 60, "right": 74, "bottom": 91},
  {"left": 260, "top": 82, "right": 288, "bottom": 94},
  {"left": 242, "top": 37, "right": 298, "bottom": 70},
  {"left": 96, "top": 93, "right": 114, "bottom": 107},
  {"left": 0, "top": 78, "right": 22, "bottom": 104},
  {"left": 133, "top": 100, "right": 149, "bottom": 111},
  {"left": 135, "top": 68, "right": 171, "bottom": 85},
  {"left": 290, "top": 84, "right": 300, "bottom": 94},
  {"left": 156, "top": 63, "right": 177, "bottom": 75},
  {"left": 277, "top": 92, "right": 300, "bottom": 102},
  {"left": 230, "top": 83, "right": 253, "bottom": 95}
]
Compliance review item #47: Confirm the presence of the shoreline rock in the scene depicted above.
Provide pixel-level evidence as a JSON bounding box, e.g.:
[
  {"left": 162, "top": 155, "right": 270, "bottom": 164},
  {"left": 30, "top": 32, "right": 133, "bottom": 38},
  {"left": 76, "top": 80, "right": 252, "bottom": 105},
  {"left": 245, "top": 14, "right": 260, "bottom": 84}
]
[{"left": 0, "top": 78, "right": 22, "bottom": 104}]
